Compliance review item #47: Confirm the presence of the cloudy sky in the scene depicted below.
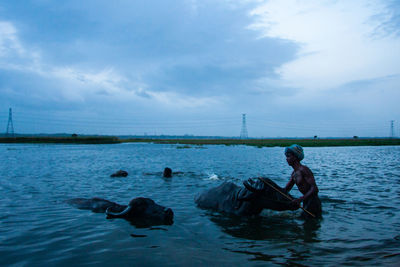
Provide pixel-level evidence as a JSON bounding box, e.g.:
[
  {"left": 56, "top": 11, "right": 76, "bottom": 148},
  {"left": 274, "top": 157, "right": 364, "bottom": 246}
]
[{"left": 1, "top": 0, "right": 399, "bottom": 137}]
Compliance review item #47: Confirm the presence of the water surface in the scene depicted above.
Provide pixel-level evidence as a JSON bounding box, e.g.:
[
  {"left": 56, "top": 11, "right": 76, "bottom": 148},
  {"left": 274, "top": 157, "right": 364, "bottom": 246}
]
[{"left": 1, "top": 143, "right": 399, "bottom": 266}]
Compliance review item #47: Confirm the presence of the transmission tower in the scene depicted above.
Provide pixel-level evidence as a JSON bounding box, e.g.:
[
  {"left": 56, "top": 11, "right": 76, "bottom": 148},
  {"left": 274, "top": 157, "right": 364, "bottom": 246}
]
[
  {"left": 6, "top": 108, "right": 14, "bottom": 137},
  {"left": 240, "top": 114, "right": 248, "bottom": 139},
  {"left": 390, "top": 120, "right": 394, "bottom": 138}
]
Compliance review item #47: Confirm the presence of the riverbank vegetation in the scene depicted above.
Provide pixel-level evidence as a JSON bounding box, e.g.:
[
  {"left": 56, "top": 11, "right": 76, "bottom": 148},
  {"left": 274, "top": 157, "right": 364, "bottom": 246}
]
[
  {"left": 121, "top": 138, "right": 400, "bottom": 147},
  {"left": 1, "top": 136, "right": 399, "bottom": 147},
  {"left": 0, "top": 136, "right": 120, "bottom": 144}
]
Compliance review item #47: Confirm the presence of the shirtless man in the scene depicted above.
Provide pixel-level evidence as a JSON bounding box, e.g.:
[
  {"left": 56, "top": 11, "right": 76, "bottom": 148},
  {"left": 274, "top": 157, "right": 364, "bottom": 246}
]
[{"left": 284, "top": 144, "right": 322, "bottom": 218}]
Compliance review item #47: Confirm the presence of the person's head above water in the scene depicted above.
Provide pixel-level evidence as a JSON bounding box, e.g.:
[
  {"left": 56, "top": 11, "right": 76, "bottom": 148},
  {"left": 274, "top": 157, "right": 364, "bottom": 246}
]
[
  {"left": 163, "top": 167, "right": 172, "bottom": 178},
  {"left": 284, "top": 144, "right": 304, "bottom": 161}
]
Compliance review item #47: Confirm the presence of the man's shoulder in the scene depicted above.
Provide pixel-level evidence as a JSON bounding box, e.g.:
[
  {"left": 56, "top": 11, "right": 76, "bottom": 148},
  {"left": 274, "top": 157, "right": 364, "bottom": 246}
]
[
  {"left": 299, "top": 165, "right": 311, "bottom": 170},
  {"left": 299, "top": 165, "right": 313, "bottom": 175}
]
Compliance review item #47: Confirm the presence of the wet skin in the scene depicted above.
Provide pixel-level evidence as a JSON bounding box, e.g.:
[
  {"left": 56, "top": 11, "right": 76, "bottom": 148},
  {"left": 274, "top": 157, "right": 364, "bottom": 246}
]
[{"left": 284, "top": 152, "right": 319, "bottom": 208}]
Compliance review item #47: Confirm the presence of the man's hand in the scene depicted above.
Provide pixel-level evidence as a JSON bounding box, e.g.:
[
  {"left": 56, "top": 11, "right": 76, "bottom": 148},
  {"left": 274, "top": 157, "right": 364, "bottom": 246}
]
[{"left": 290, "top": 198, "right": 302, "bottom": 210}]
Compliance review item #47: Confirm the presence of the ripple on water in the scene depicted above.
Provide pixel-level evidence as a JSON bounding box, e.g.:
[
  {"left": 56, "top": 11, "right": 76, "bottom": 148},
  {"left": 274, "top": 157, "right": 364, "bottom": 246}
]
[{"left": 1, "top": 144, "right": 400, "bottom": 266}]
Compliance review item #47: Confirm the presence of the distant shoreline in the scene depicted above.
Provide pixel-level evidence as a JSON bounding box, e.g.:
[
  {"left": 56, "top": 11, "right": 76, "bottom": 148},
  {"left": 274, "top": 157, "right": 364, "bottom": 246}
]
[
  {"left": 0, "top": 136, "right": 121, "bottom": 144},
  {"left": 3, "top": 136, "right": 398, "bottom": 147},
  {"left": 121, "top": 138, "right": 400, "bottom": 147},
  {"left": 1, "top": 136, "right": 400, "bottom": 147}
]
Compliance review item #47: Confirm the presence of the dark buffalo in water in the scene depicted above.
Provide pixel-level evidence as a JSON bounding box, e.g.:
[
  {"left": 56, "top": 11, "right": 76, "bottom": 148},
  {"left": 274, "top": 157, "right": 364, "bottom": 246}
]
[
  {"left": 110, "top": 170, "right": 128, "bottom": 177},
  {"left": 66, "top": 197, "right": 174, "bottom": 226},
  {"left": 195, "top": 177, "right": 296, "bottom": 216}
]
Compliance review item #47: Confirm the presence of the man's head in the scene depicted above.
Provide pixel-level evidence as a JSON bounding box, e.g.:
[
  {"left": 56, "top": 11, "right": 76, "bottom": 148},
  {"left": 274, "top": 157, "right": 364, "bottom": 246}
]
[{"left": 285, "top": 144, "right": 304, "bottom": 164}]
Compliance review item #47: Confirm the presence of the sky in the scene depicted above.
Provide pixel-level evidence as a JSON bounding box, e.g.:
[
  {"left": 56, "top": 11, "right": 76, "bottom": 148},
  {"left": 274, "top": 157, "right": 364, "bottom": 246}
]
[{"left": 1, "top": 0, "right": 399, "bottom": 137}]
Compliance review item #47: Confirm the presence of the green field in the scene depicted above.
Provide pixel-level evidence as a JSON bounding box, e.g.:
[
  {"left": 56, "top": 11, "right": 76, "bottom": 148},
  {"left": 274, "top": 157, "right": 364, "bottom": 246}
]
[
  {"left": 1, "top": 136, "right": 399, "bottom": 147},
  {"left": 121, "top": 138, "right": 400, "bottom": 147}
]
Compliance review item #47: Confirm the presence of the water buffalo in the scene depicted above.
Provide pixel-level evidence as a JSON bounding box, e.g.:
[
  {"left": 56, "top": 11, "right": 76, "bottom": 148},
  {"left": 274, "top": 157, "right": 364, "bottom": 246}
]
[
  {"left": 163, "top": 167, "right": 172, "bottom": 178},
  {"left": 195, "top": 177, "right": 297, "bottom": 216},
  {"left": 66, "top": 197, "right": 174, "bottom": 226},
  {"left": 110, "top": 170, "right": 128, "bottom": 177}
]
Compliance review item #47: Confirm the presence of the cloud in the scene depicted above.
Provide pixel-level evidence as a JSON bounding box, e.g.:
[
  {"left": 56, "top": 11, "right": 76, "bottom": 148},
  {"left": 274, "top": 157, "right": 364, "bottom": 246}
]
[
  {"left": 0, "top": 19, "right": 220, "bottom": 108},
  {"left": 0, "top": 21, "right": 24, "bottom": 56},
  {"left": 1, "top": 0, "right": 294, "bottom": 110},
  {"left": 1, "top": 1, "right": 399, "bottom": 136},
  {"left": 49, "top": 67, "right": 128, "bottom": 101},
  {"left": 249, "top": 0, "right": 400, "bottom": 90}
]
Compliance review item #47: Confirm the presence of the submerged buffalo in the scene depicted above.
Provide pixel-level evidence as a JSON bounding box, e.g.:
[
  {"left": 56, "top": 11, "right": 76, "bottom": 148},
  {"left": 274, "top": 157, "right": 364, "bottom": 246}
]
[
  {"left": 163, "top": 167, "right": 172, "bottom": 178},
  {"left": 66, "top": 197, "right": 174, "bottom": 226},
  {"left": 110, "top": 170, "right": 128, "bottom": 177},
  {"left": 195, "top": 177, "right": 297, "bottom": 216}
]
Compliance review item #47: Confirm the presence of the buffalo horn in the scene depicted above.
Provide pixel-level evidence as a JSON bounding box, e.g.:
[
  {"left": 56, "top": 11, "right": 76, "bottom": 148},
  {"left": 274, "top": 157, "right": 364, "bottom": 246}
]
[{"left": 106, "top": 205, "right": 132, "bottom": 218}]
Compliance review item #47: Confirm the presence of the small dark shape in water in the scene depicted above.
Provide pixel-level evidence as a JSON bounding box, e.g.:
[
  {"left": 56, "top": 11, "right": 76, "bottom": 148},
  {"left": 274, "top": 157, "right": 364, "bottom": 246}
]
[
  {"left": 163, "top": 167, "right": 172, "bottom": 178},
  {"left": 130, "top": 233, "right": 147, "bottom": 238},
  {"left": 149, "top": 227, "right": 168, "bottom": 231},
  {"left": 383, "top": 252, "right": 400, "bottom": 258},
  {"left": 66, "top": 197, "right": 174, "bottom": 226},
  {"left": 110, "top": 170, "right": 128, "bottom": 177},
  {"left": 177, "top": 145, "right": 191, "bottom": 149}
]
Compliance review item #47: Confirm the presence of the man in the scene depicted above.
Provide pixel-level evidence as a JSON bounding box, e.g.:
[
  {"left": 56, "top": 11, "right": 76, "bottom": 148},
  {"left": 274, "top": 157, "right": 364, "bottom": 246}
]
[{"left": 284, "top": 144, "right": 322, "bottom": 218}]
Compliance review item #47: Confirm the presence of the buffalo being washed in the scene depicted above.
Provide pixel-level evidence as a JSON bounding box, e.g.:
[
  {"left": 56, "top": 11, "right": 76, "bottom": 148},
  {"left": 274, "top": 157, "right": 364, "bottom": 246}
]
[
  {"left": 66, "top": 197, "right": 174, "bottom": 226},
  {"left": 195, "top": 177, "right": 297, "bottom": 216}
]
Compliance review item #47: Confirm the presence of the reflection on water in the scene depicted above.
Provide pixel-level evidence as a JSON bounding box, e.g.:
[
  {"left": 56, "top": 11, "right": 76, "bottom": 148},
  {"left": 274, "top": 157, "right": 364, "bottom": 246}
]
[
  {"left": 208, "top": 212, "right": 321, "bottom": 242},
  {"left": 0, "top": 144, "right": 399, "bottom": 266}
]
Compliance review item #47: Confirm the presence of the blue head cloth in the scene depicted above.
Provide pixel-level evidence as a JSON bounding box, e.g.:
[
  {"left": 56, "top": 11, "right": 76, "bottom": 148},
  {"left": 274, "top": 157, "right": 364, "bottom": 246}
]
[{"left": 285, "top": 144, "right": 304, "bottom": 161}]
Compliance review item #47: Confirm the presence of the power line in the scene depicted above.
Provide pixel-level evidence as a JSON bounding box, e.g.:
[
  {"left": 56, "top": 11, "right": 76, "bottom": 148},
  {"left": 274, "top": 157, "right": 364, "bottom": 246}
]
[
  {"left": 1, "top": 109, "right": 395, "bottom": 137},
  {"left": 0, "top": 111, "right": 239, "bottom": 126}
]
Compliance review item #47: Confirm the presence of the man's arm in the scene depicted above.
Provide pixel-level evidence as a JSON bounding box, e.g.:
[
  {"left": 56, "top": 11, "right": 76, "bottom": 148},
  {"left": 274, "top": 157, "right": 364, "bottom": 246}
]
[
  {"left": 302, "top": 172, "right": 319, "bottom": 201},
  {"left": 294, "top": 167, "right": 319, "bottom": 204},
  {"left": 284, "top": 174, "right": 295, "bottom": 193}
]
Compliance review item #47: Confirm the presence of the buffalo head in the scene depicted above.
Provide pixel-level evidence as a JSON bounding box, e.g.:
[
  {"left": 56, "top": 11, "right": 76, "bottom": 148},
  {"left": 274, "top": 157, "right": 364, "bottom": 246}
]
[
  {"left": 241, "top": 177, "right": 296, "bottom": 211},
  {"left": 106, "top": 197, "right": 174, "bottom": 225}
]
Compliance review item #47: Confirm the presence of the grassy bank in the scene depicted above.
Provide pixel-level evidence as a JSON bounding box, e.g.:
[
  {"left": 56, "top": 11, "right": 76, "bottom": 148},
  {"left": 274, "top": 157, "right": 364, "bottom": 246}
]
[
  {"left": 121, "top": 138, "right": 400, "bottom": 147},
  {"left": 1, "top": 136, "right": 399, "bottom": 147},
  {"left": 0, "top": 136, "right": 121, "bottom": 144}
]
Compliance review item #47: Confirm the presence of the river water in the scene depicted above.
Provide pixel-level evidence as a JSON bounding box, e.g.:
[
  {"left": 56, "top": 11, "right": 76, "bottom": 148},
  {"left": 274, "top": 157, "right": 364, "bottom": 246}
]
[{"left": 0, "top": 143, "right": 399, "bottom": 266}]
